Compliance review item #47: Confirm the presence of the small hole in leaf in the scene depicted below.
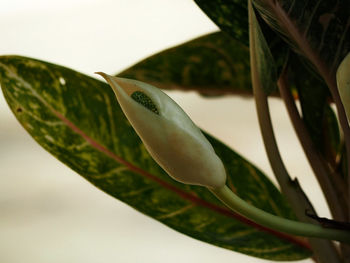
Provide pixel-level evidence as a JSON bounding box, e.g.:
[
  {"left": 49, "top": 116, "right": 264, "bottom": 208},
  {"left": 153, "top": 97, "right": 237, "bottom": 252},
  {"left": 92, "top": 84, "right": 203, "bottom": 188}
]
[{"left": 131, "top": 91, "right": 159, "bottom": 114}]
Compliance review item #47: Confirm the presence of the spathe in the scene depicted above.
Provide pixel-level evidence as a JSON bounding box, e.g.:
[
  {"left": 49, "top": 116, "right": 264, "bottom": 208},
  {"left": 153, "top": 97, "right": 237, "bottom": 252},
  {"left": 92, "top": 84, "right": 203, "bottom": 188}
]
[{"left": 96, "top": 72, "right": 226, "bottom": 189}]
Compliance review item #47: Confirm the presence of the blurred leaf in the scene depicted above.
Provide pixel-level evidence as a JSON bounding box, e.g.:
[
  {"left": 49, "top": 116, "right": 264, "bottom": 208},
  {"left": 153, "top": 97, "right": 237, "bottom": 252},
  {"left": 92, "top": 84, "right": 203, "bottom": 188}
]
[
  {"left": 0, "top": 56, "right": 311, "bottom": 261},
  {"left": 194, "top": 0, "right": 289, "bottom": 71},
  {"left": 194, "top": 0, "right": 249, "bottom": 46},
  {"left": 252, "top": 0, "right": 350, "bottom": 81},
  {"left": 118, "top": 32, "right": 253, "bottom": 97}
]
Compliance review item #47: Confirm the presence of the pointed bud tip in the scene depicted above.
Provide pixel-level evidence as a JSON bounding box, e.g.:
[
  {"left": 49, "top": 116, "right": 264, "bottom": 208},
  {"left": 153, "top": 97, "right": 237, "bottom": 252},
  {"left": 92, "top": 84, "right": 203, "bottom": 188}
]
[
  {"left": 95, "top": 71, "right": 109, "bottom": 80},
  {"left": 95, "top": 72, "right": 123, "bottom": 93},
  {"left": 95, "top": 71, "right": 105, "bottom": 76},
  {"left": 95, "top": 72, "right": 131, "bottom": 89}
]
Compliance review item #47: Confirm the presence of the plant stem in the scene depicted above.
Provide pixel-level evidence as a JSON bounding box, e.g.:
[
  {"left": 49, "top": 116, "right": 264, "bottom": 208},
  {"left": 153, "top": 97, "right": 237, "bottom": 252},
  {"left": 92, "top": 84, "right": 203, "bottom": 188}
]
[
  {"left": 278, "top": 68, "right": 348, "bottom": 220},
  {"left": 248, "top": 2, "right": 343, "bottom": 261},
  {"left": 280, "top": 62, "right": 350, "bottom": 261},
  {"left": 210, "top": 185, "right": 350, "bottom": 243},
  {"left": 252, "top": 70, "right": 342, "bottom": 263},
  {"left": 323, "top": 74, "right": 350, "bottom": 221}
]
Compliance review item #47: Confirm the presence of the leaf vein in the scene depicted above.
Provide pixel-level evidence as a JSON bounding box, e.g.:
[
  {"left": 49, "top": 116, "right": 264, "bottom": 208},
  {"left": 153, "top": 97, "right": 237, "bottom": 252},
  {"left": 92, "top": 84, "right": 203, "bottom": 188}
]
[{"left": 157, "top": 204, "right": 195, "bottom": 220}]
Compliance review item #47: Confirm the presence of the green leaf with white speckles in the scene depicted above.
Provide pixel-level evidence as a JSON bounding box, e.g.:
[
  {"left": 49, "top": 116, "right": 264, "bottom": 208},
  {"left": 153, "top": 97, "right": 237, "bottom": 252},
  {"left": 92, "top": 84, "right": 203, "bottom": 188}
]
[
  {"left": 117, "top": 32, "right": 254, "bottom": 97},
  {"left": 0, "top": 56, "right": 311, "bottom": 261}
]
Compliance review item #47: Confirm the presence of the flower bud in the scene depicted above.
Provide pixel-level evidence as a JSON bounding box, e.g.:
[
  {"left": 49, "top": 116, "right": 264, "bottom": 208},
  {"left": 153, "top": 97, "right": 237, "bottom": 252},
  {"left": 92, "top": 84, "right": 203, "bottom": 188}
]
[
  {"left": 96, "top": 72, "right": 226, "bottom": 189},
  {"left": 337, "top": 52, "right": 350, "bottom": 123}
]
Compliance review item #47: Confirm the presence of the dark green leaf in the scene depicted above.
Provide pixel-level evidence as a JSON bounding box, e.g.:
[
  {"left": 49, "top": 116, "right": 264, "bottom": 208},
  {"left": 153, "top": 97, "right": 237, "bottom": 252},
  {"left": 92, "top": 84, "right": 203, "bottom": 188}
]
[
  {"left": 252, "top": 0, "right": 350, "bottom": 81},
  {"left": 323, "top": 105, "right": 342, "bottom": 167},
  {"left": 339, "top": 146, "right": 348, "bottom": 181},
  {"left": 249, "top": 1, "right": 277, "bottom": 95},
  {"left": 289, "top": 54, "right": 342, "bottom": 169},
  {"left": 290, "top": 55, "right": 329, "bottom": 150},
  {"left": 194, "top": 0, "right": 288, "bottom": 83},
  {"left": 194, "top": 0, "right": 249, "bottom": 46},
  {"left": 0, "top": 56, "right": 311, "bottom": 260},
  {"left": 117, "top": 32, "right": 253, "bottom": 97}
]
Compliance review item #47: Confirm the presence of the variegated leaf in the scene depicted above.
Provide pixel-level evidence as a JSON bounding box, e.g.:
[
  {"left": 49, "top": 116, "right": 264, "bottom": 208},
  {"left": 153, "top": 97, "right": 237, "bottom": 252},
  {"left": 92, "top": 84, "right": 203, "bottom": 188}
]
[
  {"left": 117, "top": 32, "right": 253, "bottom": 97},
  {"left": 0, "top": 56, "right": 311, "bottom": 261}
]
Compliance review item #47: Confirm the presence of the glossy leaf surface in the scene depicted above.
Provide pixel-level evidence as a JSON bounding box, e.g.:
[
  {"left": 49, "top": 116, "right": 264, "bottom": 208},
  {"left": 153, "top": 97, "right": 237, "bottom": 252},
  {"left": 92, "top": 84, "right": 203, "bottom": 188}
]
[
  {"left": 118, "top": 32, "right": 253, "bottom": 97},
  {"left": 252, "top": 0, "right": 350, "bottom": 81},
  {"left": 0, "top": 56, "right": 311, "bottom": 260}
]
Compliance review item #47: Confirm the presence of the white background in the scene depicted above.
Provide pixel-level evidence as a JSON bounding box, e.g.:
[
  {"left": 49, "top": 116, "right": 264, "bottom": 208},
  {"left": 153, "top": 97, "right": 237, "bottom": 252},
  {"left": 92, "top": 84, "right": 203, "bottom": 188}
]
[{"left": 0, "top": 1, "right": 328, "bottom": 262}]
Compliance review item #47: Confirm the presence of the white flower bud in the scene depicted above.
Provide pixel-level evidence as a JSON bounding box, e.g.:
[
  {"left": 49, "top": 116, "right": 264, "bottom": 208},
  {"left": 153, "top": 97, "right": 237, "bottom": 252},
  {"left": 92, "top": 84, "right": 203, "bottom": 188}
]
[
  {"left": 337, "top": 52, "right": 350, "bottom": 123},
  {"left": 96, "top": 72, "right": 226, "bottom": 189}
]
